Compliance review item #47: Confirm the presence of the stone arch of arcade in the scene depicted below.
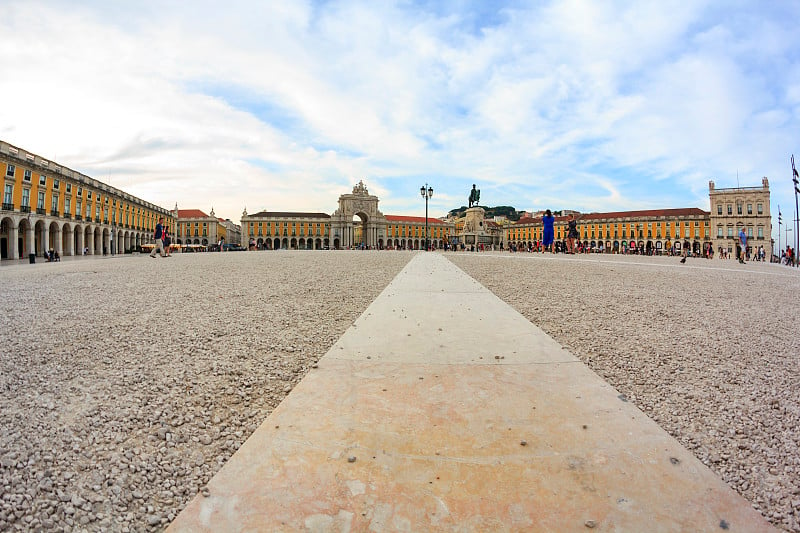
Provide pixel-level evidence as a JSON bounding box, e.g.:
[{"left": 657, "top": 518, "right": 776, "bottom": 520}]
[
  {"left": 0, "top": 211, "right": 157, "bottom": 260},
  {"left": 328, "top": 180, "right": 388, "bottom": 250}
]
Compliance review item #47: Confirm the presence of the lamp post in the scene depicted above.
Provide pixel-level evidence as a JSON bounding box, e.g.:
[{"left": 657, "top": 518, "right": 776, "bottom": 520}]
[
  {"left": 420, "top": 184, "right": 433, "bottom": 251},
  {"left": 778, "top": 206, "right": 782, "bottom": 259}
]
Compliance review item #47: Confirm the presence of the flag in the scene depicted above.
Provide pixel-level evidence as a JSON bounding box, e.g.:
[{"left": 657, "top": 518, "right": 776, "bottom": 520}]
[{"left": 793, "top": 155, "right": 800, "bottom": 191}]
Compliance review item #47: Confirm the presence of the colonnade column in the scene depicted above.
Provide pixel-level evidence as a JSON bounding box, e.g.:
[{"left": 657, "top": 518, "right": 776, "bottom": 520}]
[
  {"left": 65, "top": 228, "right": 73, "bottom": 256},
  {"left": 53, "top": 226, "right": 62, "bottom": 256},
  {"left": 26, "top": 225, "right": 35, "bottom": 256},
  {"left": 86, "top": 230, "right": 94, "bottom": 255},
  {"left": 9, "top": 224, "right": 19, "bottom": 259},
  {"left": 41, "top": 225, "right": 49, "bottom": 255}
]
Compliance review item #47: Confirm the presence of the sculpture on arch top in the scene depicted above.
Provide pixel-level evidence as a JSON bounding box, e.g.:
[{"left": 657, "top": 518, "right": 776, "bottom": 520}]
[{"left": 353, "top": 180, "right": 369, "bottom": 196}]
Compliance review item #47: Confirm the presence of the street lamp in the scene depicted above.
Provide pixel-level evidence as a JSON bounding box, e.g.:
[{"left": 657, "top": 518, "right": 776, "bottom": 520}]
[{"left": 420, "top": 184, "right": 433, "bottom": 251}]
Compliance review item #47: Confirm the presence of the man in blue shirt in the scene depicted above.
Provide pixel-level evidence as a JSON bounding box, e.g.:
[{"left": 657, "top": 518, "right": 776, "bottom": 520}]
[
  {"left": 150, "top": 217, "right": 166, "bottom": 258},
  {"left": 738, "top": 227, "right": 747, "bottom": 264},
  {"left": 542, "top": 209, "right": 555, "bottom": 253}
]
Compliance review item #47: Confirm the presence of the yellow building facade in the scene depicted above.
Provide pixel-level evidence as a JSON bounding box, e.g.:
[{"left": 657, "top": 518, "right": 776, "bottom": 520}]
[
  {"left": 240, "top": 212, "right": 457, "bottom": 251},
  {"left": 506, "top": 179, "right": 772, "bottom": 258},
  {"left": 241, "top": 182, "right": 457, "bottom": 250},
  {"left": 176, "top": 208, "right": 242, "bottom": 248},
  {"left": 1, "top": 141, "right": 175, "bottom": 260},
  {"left": 240, "top": 210, "right": 333, "bottom": 250},
  {"left": 506, "top": 208, "right": 715, "bottom": 255}
]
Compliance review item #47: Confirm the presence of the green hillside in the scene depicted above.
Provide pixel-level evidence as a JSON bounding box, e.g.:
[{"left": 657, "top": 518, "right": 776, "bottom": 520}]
[{"left": 447, "top": 205, "right": 521, "bottom": 221}]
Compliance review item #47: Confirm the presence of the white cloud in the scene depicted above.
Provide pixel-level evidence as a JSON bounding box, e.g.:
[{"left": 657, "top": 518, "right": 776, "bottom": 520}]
[{"left": 1, "top": 0, "right": 799, "bottom": 241}]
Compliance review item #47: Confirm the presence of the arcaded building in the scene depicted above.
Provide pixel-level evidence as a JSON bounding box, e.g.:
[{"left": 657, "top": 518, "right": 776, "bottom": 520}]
[
  {"left": 1, "top": 141, "right": 175, "bottom": 260},
  {"left": 176, "top": 207, "right": 241, "bottom": 247},
  {"left": 505, "top": 179, "right": 772, "bottom": 258},
  {"left": 506, "top": 208, "right": 712, "bottom": 255},
  {"left": 241, "top": 181, "right": 455, "bottom": 250}
]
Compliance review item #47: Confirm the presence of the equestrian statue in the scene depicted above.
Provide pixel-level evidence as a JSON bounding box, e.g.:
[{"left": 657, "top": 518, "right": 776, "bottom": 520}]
[{"left": 468, "top": 184, "right": 480, "bottom": 207}]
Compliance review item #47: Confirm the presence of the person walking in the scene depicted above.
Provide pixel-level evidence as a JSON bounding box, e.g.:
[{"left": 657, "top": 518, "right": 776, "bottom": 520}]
[
  {"left": 738, "top": 227, "right": 747, "bottom": 264},
  {"left": 162, "top": 226, "right": 172, "bottom": 257},
  {"left": 566, "top": 214, "right": 578, "bottom": 254},
  {"left": 150, "top": 217, "right": 166, "bottom": 258},
  {"left": 542, "top": 209, "right": 555, "bottom": 253}
]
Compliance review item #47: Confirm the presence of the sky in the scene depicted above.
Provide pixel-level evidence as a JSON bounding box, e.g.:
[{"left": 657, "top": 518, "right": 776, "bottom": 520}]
[{"left": 1, "top": 0, "right": 799, "bottom": 244}]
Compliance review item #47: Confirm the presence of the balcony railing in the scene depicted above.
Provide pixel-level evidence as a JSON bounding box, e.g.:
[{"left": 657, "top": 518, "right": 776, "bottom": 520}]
[
  {"left": 64, "top": 213, "right": 72, "bottom": 219},
  {"left": 50, "top": 210, "right": 59, "bottom": 217},
  {"left": 75, "top": 214, "right": 82, "bottom": 221},
  {"left": 2, "top": 202, "right": 13, "bottom": 211},
  {"left": 95, "top": 217, "right": 101, "bottom": 223},
  {"left": 36, "top": 207, "right": 46, "bottom": 215}
]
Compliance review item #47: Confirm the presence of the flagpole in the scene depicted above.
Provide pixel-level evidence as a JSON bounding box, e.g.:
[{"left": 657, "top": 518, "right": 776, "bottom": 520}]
[
  {"left": 778, "top": 205, "right": 781, "bottom": 262},
  {"left": 793, "top": 155, "right": 800, "bottom": 265}
]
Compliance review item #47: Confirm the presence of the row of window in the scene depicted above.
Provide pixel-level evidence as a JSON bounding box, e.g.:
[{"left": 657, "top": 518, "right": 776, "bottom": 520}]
[
  {"left": 5, "top": 163, "right": 157, "bottom": 219},
  {"left": 3, "top": 183, "right": 154, "bottom": 225},
  {"left": 716, "top": 202, "right": 764, "bottom": 215},
  {"left": 248, "top": 222, "right": 328, "bottom": 235},
  {"left": 251, "top": 228, "right": 325, "bottom": 237},
  {"left": 509, "top": 225, "right": 709, "bottom": 240},
  {"left": 388, "top": 226, "right": 446, "bottom": 238},
  {"left": 716, "top": 225, "right": 765, "bottom": 238},
  {"left": 7, "top": 164, "right": 103, "bottom": 200},
  {"left": 510, "top": 230, "right": 709, "bottom": 240}
]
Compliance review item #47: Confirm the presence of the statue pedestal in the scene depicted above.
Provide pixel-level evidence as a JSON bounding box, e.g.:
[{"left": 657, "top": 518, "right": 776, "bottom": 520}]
[{"left": 461, "top": 207, "right": 486, "bottom": 246}]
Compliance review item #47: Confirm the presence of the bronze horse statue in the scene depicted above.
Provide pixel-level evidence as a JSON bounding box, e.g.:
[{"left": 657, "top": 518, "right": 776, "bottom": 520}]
[{"left": 469, "top": 184, "right": 480, "bottom": 207}]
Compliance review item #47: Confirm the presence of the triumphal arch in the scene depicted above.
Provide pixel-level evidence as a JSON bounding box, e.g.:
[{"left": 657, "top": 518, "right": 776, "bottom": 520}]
[{"left": 329, "top": 180, "right": 388, "bottom": 249}]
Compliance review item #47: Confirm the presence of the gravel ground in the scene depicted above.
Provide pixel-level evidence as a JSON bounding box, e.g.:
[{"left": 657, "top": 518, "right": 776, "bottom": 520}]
[
  {"left": 0, "top": 250, "right": 413, "bottom": 532},
  {"left": 448, "top": 251, "right": 800, "bottom": 532},
  {"left": 3, "top": 250, "right": 799, "bottom": 531}
]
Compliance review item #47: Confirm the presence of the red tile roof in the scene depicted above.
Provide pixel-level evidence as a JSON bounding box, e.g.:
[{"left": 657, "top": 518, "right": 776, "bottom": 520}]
[
  {"left": 578, "top": 208, "right": 709, "bottom": 220},
  {"left": 385, "top": 215, "right": 448, "bottom": 224},
  {"left": 515, "top": 215, "right": 571, "bottom": 225},
  {"left": 512, "top": 208, "right": 709, "bottom": 225},
  {"left": 250, "top": 211, "right": 331, "bottom": 219},
  {"left": 177, "top": 209, "right": 209, "bottom": 218}
]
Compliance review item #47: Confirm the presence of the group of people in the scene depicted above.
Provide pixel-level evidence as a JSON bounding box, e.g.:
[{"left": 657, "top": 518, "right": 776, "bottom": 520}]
[
  {"left": 43, "top": 249, "right": 60, "bottom": 262},
  {"left": 149, "top": 217, "right": 172, "bottom": 258},
  {"left": 780, "top": 246, "right": 796, "bottom": 266},
  {"left": 522, "top": 211, "right": 580, "bottom": 254}
]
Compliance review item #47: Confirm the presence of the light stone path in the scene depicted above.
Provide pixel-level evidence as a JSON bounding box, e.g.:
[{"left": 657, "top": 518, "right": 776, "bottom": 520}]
[
  {"left": 450, "top": 251, "right": 800, "bottom": 532},
  {"left": 169, "top": 252, "right": 776, "bottom": 532}
]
